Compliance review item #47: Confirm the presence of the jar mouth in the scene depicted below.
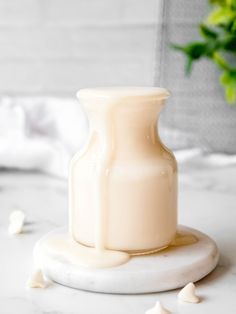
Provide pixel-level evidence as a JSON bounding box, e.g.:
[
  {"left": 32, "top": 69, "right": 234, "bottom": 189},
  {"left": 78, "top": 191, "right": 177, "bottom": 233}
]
[{"left": 77, "top": 86, "right": 170, "bottom": 102}]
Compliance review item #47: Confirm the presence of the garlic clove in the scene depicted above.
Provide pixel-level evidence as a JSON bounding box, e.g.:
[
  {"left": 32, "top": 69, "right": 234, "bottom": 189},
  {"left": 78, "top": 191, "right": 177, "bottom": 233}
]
[
  {"left": 146, "top": 301, "right": 172, "bottom": 314},
  {"left": 178, "top": 282, "right": 200, "bottom": 303}
]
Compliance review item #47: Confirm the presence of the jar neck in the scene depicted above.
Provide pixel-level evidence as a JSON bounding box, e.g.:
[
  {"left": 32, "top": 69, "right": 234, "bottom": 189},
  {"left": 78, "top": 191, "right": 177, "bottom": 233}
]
[{"left": 85, "top": 100, "right": 165, "bottom": 159}]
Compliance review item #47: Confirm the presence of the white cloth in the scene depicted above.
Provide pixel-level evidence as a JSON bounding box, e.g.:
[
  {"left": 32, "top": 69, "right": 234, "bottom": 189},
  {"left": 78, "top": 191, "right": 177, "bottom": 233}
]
[{"left": 0, "top": 97, "right": 88, "bottom": 178}]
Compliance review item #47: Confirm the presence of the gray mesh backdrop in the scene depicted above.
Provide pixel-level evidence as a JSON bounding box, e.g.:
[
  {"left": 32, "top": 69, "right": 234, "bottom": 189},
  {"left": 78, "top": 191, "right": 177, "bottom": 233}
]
[{"left": 156, "top": 0, "right": 236, "bottom": 154}]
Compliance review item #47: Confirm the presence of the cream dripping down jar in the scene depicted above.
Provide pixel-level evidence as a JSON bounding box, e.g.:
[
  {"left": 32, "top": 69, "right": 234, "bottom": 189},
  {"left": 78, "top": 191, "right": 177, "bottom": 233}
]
[{"left": 69, "top": 87, "right": 177, "bottom": 255}]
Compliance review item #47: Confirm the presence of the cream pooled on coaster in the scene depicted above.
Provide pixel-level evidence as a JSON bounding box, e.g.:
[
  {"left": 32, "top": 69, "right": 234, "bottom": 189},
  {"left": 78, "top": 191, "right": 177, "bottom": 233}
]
[
  {"left": 178, "top": 282, "right": 200, "bottom": 303},
  {"left": 146, "top": 301, "right": 171, "bottom": 314},
  {"left": 27, "top": 269, "right": 46, "bottom": 288},
  {"left": 8, "top": 210, "right": 25, "bottom": 235}
]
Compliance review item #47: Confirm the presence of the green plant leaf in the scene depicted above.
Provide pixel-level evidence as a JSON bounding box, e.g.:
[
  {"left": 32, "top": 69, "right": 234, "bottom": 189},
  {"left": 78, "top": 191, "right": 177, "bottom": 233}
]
[
  {"left": 200, "top": 24, "right": 218, "bottom": 39},
  {"left": 185, "top": 42, "right": 207, "bottom": 59},
  {"left": 185, "top": 57, "right": 193, "bottom": 74},
  {"left": 225, "top": 84, "right": 236, "bottom": 103},
  {"left": 207, "top": 7, "right": 235, "bottom": 25},
  {"left": 220, "top": 70, "right": 236, "bottom": 104},
  {"left": 232, "top": 18, "right": 236, "bottom": 32},
  {"left": 210, "top": 0, "right": 236, "bottom": 9},
  {"left": 226, "top": 0, "right": 236, "bottom": 9},
  {"left": 220, "top": 71, "right": 230, "bottom": 84},
  {"left": 209, "top": 0, "right": 226, "bottom": 5},
  {"left": 213, "top": 52, "right": 230, "bottom": 70},
  {"left": 171, "top": 42, "right": 207, "bottom": 60},
  {"left": 170, "top": 43, "right": 186, "bottom": 52},
  {"left": 221, "top": 34, "right": 236, "bottom": 51},
  {"left": 170, "top": 0, "right": 236, "bottom": 105}
]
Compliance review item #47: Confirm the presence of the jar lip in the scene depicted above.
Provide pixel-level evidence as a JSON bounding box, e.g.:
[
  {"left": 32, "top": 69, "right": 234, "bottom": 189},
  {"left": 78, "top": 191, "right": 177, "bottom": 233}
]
[{"left": 77, "top": 86, "right": 170, "bottom": 101}]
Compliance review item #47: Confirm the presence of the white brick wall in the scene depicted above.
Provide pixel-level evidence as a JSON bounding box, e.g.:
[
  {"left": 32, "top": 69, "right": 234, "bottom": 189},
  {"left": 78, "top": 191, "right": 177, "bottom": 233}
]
[{"left": 0, "top": 0, "right": 159, "bottom": 96}]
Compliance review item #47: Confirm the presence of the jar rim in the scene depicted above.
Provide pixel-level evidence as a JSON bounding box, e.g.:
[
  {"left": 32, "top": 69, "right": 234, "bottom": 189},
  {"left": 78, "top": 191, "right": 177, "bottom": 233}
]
[{"left": 77, "top": 87, "right": 170, "bottom": 101}]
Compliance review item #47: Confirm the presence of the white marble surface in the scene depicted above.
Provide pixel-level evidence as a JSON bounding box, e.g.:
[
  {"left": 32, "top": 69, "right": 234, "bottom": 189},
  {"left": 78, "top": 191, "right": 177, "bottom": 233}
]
[{"left": 0, "top": 162, "right": 236, "bottom": 313}]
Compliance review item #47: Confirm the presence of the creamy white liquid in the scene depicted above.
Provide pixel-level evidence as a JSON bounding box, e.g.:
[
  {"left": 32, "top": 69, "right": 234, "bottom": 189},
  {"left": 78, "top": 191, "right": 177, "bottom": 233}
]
[
  {"left": 66, "top": 87, "right": 179, "bottom": 268},
  {"left": 40, "top": 233, "right": 130, "bottom": 268},
  {"left": 170, "top": 230, "right": 198, "bottom": 247},
  {"left": 94, "top": 107, "right": 114, "bottom": 251},
  {"left": 38, "top": 229, "right": 198, "bottom": 269}
]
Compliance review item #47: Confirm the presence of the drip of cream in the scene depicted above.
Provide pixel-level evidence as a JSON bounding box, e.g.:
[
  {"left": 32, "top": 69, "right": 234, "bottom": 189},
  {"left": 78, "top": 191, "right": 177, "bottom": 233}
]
[
  {"left": 93, "top": 108, "right": 114, "bottom": 250},
  {"left": 146, "top": 301, "right": 172, "bottom": 314},
  {"left": 67, "top": 102, "right": 130, "bottom": 268},
  {"left": 39, "top": 233, "right": 129, "bottom": 268},
  {"left": 92, "top": 105, "right": 129, "bottom": 259},
  {"left": 27, "top": 269, "right": 46, "bottom": 288},
  {"left": 8, "top": 210, "right": 25, "bottom": 235},
  {"left": 178, "top": 282, "right": 200, "bottom": 303}
]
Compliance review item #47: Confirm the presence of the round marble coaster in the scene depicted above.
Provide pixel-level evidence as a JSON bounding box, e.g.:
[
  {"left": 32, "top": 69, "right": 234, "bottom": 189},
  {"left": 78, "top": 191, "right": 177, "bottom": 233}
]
[{"left": 34, "top": 226, "right": 219, "bottom": 294}]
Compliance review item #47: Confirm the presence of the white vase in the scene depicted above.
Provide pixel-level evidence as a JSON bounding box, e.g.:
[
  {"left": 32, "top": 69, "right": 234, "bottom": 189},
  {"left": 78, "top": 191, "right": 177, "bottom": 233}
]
[{"left": 69, "top": 87, "right": 177, "bottom": 253}]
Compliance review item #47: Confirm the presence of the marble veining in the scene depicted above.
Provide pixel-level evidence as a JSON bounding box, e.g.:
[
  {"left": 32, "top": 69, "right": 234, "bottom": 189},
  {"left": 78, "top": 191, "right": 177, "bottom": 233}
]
[{"left": 0, "top": 162, "right": 236, "bottom": 313}]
